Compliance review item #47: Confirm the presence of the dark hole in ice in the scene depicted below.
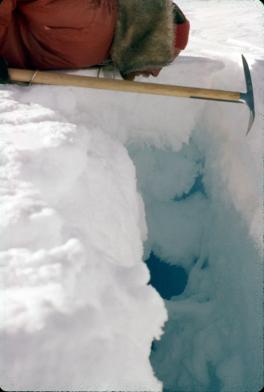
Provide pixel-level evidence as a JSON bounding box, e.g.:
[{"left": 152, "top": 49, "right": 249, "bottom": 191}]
[
  {"left": 174, "top": 173, "right": 207, "bottom": 201},
  {"left": 201, "top": 259, "right": 209, "bottom": 269},
  {"left": 145, "top": 252, "right": 188, "bottom": 300}
]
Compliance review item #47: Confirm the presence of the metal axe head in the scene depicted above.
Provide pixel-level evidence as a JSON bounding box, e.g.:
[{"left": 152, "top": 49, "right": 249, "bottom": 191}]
[{"left": 239, "top": 55, "right": 255, "bottom": 135}]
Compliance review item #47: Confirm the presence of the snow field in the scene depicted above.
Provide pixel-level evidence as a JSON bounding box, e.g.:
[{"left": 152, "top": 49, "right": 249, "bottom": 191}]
[{"left": 1, "top": 53, "right": 262, "bottom": 391}]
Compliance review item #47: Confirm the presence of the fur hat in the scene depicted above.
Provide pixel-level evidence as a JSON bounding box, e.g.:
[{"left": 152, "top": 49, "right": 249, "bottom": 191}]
[{"left": 111, "top": 0, "right": 175, "bottom": 78}]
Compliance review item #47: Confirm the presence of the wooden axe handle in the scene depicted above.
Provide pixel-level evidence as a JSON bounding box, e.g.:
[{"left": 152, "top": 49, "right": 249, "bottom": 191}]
[{"left": 9, "top": 68, "right": 241, "bottom": 102}]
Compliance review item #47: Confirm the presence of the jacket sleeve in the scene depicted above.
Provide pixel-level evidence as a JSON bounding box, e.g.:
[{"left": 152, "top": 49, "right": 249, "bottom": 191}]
[{"left": 0, "top": 0, "right": 16, "bottom": 49}]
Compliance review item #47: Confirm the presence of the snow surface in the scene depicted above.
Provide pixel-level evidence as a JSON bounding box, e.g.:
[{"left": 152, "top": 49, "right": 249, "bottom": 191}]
[{"left": 1, "top": 1, "right": 263, "bottom": 391}]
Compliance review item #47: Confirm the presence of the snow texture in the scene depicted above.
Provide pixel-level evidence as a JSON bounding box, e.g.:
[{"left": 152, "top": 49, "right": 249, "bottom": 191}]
[
  {"left": 0, "top": 0, "right": 263, "bottom": 391},
  {"left": 0, "top": 91, "right": 166, "bottom": 390}
]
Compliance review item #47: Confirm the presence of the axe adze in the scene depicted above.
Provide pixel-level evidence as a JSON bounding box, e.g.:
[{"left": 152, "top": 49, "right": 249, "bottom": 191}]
[
  {"left": 8, "top": 54, "right": 255, "bottom": 134},
  {"left": 240, "top": 55, "right": 255, "bottom": 135}
]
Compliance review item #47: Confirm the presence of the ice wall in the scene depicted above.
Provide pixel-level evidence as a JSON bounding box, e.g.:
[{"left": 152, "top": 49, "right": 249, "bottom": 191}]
[{"left": 128, "top": 58, "right": 263, "bottom": 391}]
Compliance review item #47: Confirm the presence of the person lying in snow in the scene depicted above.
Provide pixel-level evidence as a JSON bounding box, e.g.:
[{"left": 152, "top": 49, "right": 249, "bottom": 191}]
[{"left": 0, "top": 0, "right": 190, "bottom": 81}]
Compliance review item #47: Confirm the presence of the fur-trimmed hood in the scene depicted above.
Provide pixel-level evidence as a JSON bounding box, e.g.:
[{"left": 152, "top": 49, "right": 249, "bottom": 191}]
[{"left": 111, "top": 0, "right": 175, "bottom": 78}]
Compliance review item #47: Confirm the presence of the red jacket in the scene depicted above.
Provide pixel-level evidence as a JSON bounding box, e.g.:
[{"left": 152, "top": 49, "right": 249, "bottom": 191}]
[{"left": 0, "top": 0, "right": 117, "bottom": 69}]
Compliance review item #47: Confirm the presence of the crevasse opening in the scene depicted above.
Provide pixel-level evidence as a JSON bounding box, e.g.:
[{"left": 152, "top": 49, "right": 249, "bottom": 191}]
[{"left": 127, "top": 125, "right": 262, "bottom": 392}]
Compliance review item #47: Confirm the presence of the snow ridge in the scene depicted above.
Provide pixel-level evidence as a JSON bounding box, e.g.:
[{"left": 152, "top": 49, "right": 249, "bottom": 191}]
[{"left": 0, "top": 90, "right": 167, "bottom": 390}]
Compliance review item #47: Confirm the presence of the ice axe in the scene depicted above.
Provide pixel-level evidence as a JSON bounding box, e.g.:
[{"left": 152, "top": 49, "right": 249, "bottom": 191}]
[{"left": 8, "top": 54, "right": 255, "bottom": 134}]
